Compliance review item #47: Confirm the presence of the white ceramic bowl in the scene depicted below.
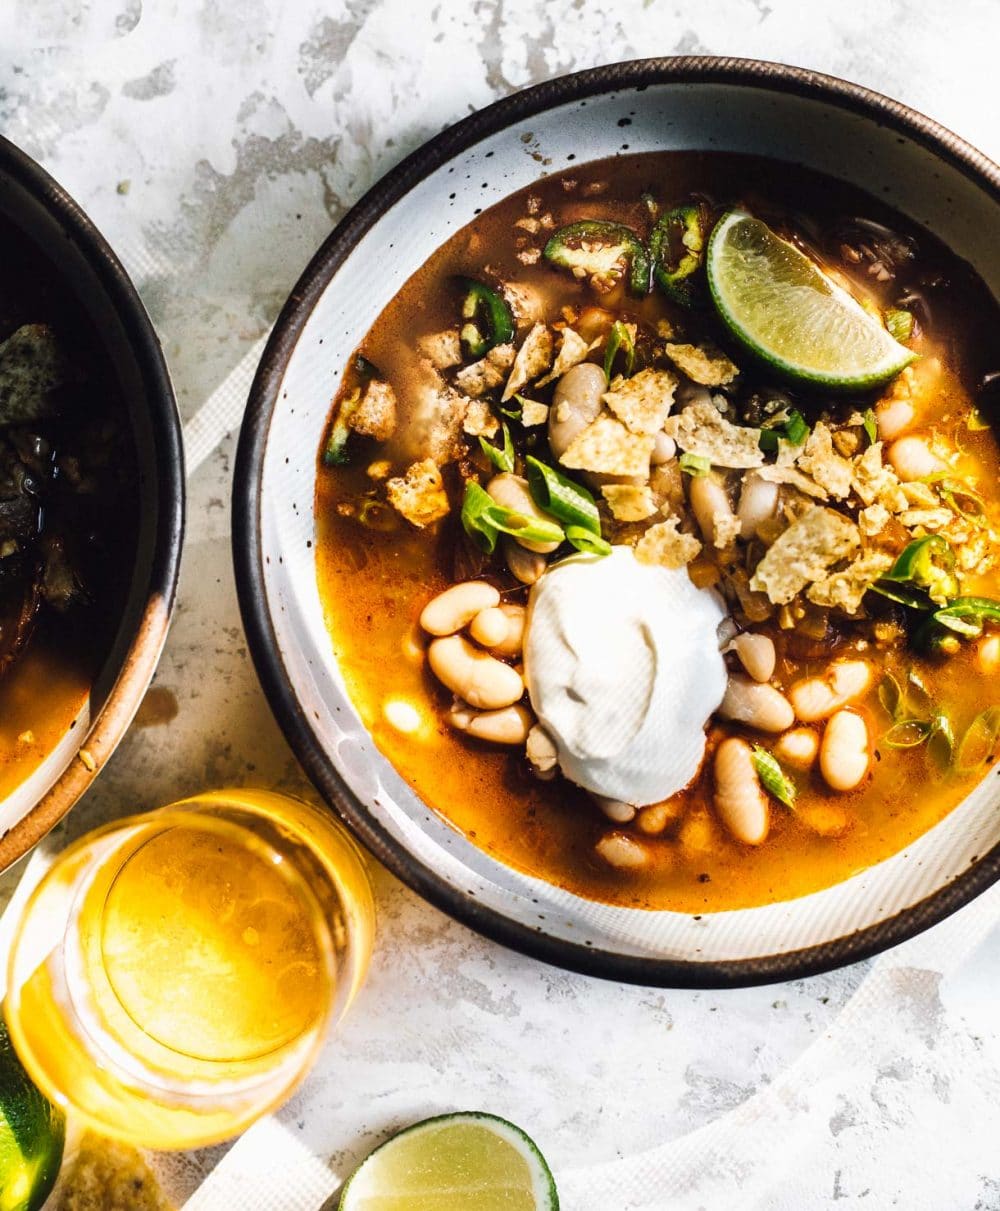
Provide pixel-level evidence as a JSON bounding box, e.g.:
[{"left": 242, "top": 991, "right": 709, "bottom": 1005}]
[{"left": 234, "top": 59, "right": 1000, "bottom": 986}]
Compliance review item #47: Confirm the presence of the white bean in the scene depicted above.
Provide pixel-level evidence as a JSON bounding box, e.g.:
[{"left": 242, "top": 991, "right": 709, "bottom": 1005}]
[
  {"left": 774, "top": 727, "right": 819, "bottom": 770},
  {"left": 503, "top": 537, "right": 547, "bottom": 584},
  {"left": 876, "top": 399, "right": 915, "bottom": 441},
  {"left": 492, "top": 603, "right": 526, "bottom": 657},
  {"left": 487, "top": 473, "right": 561, "bottom": 553},
  {"left": 548, "top": 362, "right": 606, "bottom": 458},
  {"left": 717, "top": 676, "right": 794, "bottom": 733},
  {"left": 688, "top": 474, "right": 737, "bottom": 549},
  {"left": 731, "top": 633, "right": 776, "bottom": 683},
  {"left": 593, "top": 794, "right": 637, "bottom": 823},
  {"left": 887, "top": 435, "right": 945, "bottom": 482},
  {"left": 525, "top": 724, "right": 559, "bottom": 779},
  {"left": 428, "top": 634, "right": 524, "bottom": 709},
  {"left": 737, "top": 472, "right": 779, "bottom": 540},
  {"left": 820, "top": 710, "right": 870, "bottom": 792},
  {"left": 636, "top": 802, "right": 675, "bottom": 835},
  {"left": 789, "top": 660, "right": 872, "bottom": 722},
  {"left": 420, "top": 581, "right": 499, "bottom": 636},
  {"left": 975, "top": 634, "right": 1000, "bottom": 675},
  {"left": 595, "top": 832, "right": 649, "bottom": 870},
  {"left": 469, "top": 606, "right": 509, "bottom": 648},
  {"left": 448, "top": 701, "right": 533, "bottom": 745},
  {"left": 713, "top": 737, "right": 769, "bottom": 846},
  {"left": 651, "top": 431, "right": 677, "bottom": 465}
]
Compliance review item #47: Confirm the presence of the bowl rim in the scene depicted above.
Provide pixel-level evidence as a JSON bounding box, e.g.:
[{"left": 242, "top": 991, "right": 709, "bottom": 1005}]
[
  {"left": 233, "top": 55, "right": 1000, "bottom": 988},
  {"left": 0, "top": 134, "right": 185, "bottom": 870}
]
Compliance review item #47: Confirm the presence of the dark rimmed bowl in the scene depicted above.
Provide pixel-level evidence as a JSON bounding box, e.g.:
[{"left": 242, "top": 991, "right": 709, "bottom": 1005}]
[
  {"left": 0, "top": 137, "right": 184, "bottom": 868},
  {"left": 234, "top": 57, "right": 1000, "bottom": 987}
]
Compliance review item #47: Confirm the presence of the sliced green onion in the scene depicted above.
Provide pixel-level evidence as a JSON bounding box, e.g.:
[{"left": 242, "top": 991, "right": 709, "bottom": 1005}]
[
  {"left": 931, "top": 596, "right": 1000, "bottom": 637},
  {"left": 679, "top": 452, "right": 711, "bottom": 477},
  {"left": 955, "top": 707, "right": 1000, "bottom": 773},
  {"left": 565, "top": 525, "right": 611, "bottom": 556},
  {"left": 751, "top": 746, "right": 796, "bottom": 809},
  {"left": 863, "top": 408, "right": 878, "bottom": 445},
  {"left": 759, "top": 409, "right": 810, "bottom": 452},
  {"left": 524, "top": 455, "right": 601, "bottom": 536},
  {"left": 885, "top": 307, "right": 914, "bottom": 342},
  {"left": 878, "top": 672, "right": 903, "bottom": 720},
  {"left": 882, "top": 719, "right": 933, "bottom": 749},
  {"left": 926, "top": 712, "right": 955, "bottom": 774},
  {"left": 497, "top": 396, "right": 524, "bottom": 420},
  {"left": 460, "top": 481, "right": 564, "bottom": 554},
  {"left": 478, "top": 422, "right": 514, "bottom": 473},
  {"left": 322, "top": 387, "right": 361, "bottom": 467},
  {"left": 603, "top": 320, "right": 636, "bottom": 383}
]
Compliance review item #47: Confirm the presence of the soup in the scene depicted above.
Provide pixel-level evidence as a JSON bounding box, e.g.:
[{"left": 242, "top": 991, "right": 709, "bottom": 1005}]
[
  {"left": 0, "top": 218, "right": 138, "bottom": 800},
  {"left": 314, "top": 152, "right": 1000, "bottom": 913}
]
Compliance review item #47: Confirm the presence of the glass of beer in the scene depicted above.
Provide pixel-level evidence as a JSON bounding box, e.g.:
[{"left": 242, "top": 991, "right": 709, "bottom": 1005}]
[{"left": 4, "top": 789, "right": 375, "bottom": 1149}]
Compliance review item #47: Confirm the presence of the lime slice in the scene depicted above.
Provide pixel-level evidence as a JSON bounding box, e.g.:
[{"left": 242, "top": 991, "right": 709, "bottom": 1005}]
[
  {"left": 707, "top": 210, "right": 915, "bottom": 390},
  {"left": 339, "top": 1112, "right": 559, "bottom": 1211},
  {"left": 0, "top": 1019, "right": 65, "bottom": 1211}
]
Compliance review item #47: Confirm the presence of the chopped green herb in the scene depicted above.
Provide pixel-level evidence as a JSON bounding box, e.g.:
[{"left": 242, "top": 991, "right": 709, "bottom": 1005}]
[
  {"left": 884, "top": 307, "right": 914, "bottom": 343},
  {"left": 751, "top": 745, "right": 796, "bottom": 809},
  {"left": 603, "top": 320, "right": 635, "bottom": 383},
  {"left": 524, "top": 455, "right": 601, "bottom": 536},
  {"left": 679, "top": 452, "right": 711, "bottom": 476},
  {"left": 862, "top": 408, "right": 878, "bottom": 445},
  {"left": 478, "top": 422, "right": 515, "bottom": 473},
  {"left": 460, "top": 481, "right": 564, "bottom": 554}
]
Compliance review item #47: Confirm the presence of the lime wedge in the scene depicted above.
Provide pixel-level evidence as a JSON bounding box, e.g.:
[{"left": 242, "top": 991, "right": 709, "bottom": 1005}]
[
  {"left": 707, "top": 210, "right": 915, "bottom": 390},
  {"left": 0, "top": 1019, "right": 64, "bottom": 1211},
  {"left": 338, "top": 1112, "right": 559, "bottom": 1211}
]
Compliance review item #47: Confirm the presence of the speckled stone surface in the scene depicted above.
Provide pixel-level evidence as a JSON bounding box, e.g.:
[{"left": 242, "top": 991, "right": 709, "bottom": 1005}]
[{"left": 1, "top": 2, "right": 999, "bottom": 1208}]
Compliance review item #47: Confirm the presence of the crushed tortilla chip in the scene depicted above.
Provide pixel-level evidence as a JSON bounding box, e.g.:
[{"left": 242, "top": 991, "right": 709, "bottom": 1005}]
[
  {"left": 755, "top": 464, "right": 828, "bottom": 500},
  {"left": 634, "top": 516, "right": 702, "bottom": 568},
  {"left": 55, "top": 1130, "right": 173, "bottom": 1210},
  {"left": 806, "top": 551, "right": 894, "bottom": 613},
  {"left": 899, "top": 481, "right": 939, "bottom": 510},
  {"left": 852, "top": 441, "right": 899, "bottom": 506},
  {"left": 502, "top": 323, "right": 553, "bottom": 400},
  {"left": 750, "top": 507, "right": 861, "bottom": 604},
  {"left": 462, "top": 398, "right": 500, "bottom": 438},
  {"left": 520, "top": 399, "right": 549, "bottom": 427},
  {"left": 898, "top": 508, "right": 953, "bottom": 531},
  {"left": 417, "top": 329, "right": 462, "bottom": 370},
  {"left": 664, "top": 400, "right": 763, "bottom": 468},
  {"left": 795, "top": 422, "right": 853, "bottom": 499},
  {"left": 711, "top": 508, "right": 742, "bottom": 550},
  {"left": 602, "top": 367, "right": 678, "bottom": 435},
  {"left": 858, "top": 503, "right": 890, "bottom": 535},
  {"left": 560, "top": 413, "right": 654, "bottom": 478},
  {"left": 453, "top": 343, "right": 515, "bottom": 397},
  {"left": 386, "top": 458, "right": 450, "bottom": 528},
  {"left": 349, "top": 379, "right": 397, "bottom": 440},
  {"left": 536, "top": 327, "right": 591, "bottom": 386},
  {"left": 664, "top": 341, "right": 739, "bottom": 386},
  {"left": 601, "top": 483, "right": 657, "bottom": 521},
  {"left": 406, "top": 370, "right": 468, "bottom": 464},
  {"left": 367, "top": 459, "right": 392, "bottom": 480}
]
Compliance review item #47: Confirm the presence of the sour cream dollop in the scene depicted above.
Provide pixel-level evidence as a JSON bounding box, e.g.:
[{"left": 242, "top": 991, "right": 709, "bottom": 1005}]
[{"left": 524, "top": 546, "right": 727, "bottom": 806}]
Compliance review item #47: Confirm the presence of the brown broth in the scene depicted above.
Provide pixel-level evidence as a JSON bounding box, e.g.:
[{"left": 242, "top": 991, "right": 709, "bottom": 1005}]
[{"left": 315, "top": 152, "right": 1000, "bottom": 912}]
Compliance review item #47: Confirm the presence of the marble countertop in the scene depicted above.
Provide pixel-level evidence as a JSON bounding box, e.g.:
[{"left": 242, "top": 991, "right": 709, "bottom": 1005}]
[{"left": 1, "top": 2, "right": 999, "bottom": 1207}]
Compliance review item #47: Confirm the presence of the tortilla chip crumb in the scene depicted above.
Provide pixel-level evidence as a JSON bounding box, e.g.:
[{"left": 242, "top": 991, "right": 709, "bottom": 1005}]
[
  {"left": 462, "top": 399, "right": 500, "bottom": 438},
  {"left": 795, "top": 422, "right": 853, "bottom": 499},
  {"left": 634, "top": 517, "right": 702, "bottom": 568},
  {"left": 386, "top": 458, "right": 450, "bottom": 528},
  {"left": 417, "top": 329, "right": 462, "bottom": 370},
  {"left": 756, "top": 464, "right": 828, "bottom": 500},
  {"left": 806, "top": 551, "right": 894, "bottom": 613},
  {"left": 664, "top": 400, "right": 763, "bottom": 468},
  {"left": 602, "top": 367, "right": 678, "bottom": 435},
  {"left": 897, "top": 508, "right": 953, "bottom": 531},
  {"left": 55, "top": 1130, "right": 173, "bottom": 1210},
  {"left": 858, "top": 502, "right": 890, "bottom": 535},
  {"left": 852, "top": 441, "right": 899, "bottom": 507},
  {"left": 560, "top": 413, "right": 654, "bottom": 478},
  {"left": 601, "top": 483, "right": 658, "bottom": 522},
  {"left": 453, "top": 343, "right": 515, "bottom": 397},
  {"left": 366, "top": 459, "right": 392, "bottom": 480},
  {"left": 711, "top": 508, "right": 743, "bottom": 550},
  {"left": 750, "top": 507, "right": 861, "bottom": 604},
  {"left": 664, "top": 341, "right": 739, "bottom": 386},
  {"left": 536, "top": 327, "right": 591, "bottom": 386},
  {"left": 502, "top": 323, "right": 553, "bottom": 401},
  {"left": 350, "top": 379, "right": 397, "bottom": 441},
  {"left": 520, "top": 399, "right": 549, "bottom": 427}
]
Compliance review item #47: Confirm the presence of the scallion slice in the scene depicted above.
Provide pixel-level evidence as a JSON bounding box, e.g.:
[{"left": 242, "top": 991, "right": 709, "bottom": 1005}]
[
  {"left": 565, "top": 525, "right": 611, "bottom": 556},
  {"left": 460, "top": 481, "right": 564, "bottom": 554},
  {"left": 524, "top": 456, "right": 601, "bottom": 536},
  {"left": 679, "top": 452, "right": 711, "bottom": 477},
  {"left": 862, "top": 408, "right": 878, "bottom": 445},
  {"left": 603, "top": 320, "right": 635, "bottom": 383},
  {"left": 751, "top": 745, "right": 796, "bottom": 809},
  {"left": 955, "top": 707, "right": 1000, "bottom": 773},
  {"left": 478, "top": 422, "right": 514, "bottom": 473}
]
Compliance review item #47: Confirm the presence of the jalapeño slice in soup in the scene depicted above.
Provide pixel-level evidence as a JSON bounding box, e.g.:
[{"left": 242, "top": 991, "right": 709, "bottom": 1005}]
[{"left": 314, "top": 152, "right": 1000, "bottom": 914}]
